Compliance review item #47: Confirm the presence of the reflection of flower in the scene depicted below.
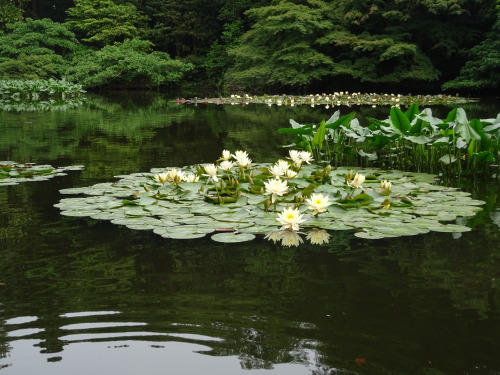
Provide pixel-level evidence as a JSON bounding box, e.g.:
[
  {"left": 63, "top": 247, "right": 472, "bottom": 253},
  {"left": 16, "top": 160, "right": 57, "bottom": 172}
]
[
  {"left": 219, "top": 160, "right": 234, "bottom": 172},
  {"left": 306, "top": 229, "right": 330, "bottom": 245},
  {"left": 153, "top": 172, "right": 169, "bottom": 184},
  {"left": 265, "top": 230, "right": 304, "bottom": 247},
  {"left": 264, "top": 231, "right": 283, "bottom": 244},
  {"left": 380, "top": 180, "right": 392, "bottom": 190},
  {"left": 347, "top": 173, "right": 365, "bottom": 188},
  {"left": 203, "top": 164, "right": 218, "bottom": 182},
  {"left": 306, "top": 193, "right": 331, "bottom": 215},
  {"left": 277, "top": 206, "right": 306, "bottom": 231},
  {"left": 280, "top": 230, "right": 303, "bottom": 247},
  {"left": 264, "top": 178, "right": 288, "bottom": 203}
]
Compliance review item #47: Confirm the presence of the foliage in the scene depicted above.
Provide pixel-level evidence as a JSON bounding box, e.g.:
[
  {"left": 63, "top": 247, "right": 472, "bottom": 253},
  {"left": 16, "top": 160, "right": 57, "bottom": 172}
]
[
  {"left": 0, "top": 18, "right": 79, "bottom": 79},
  {"left": 225, "top": 0, "right": 497, "bottom": 91},
  {"left": 63, "top": 38, "right": 194, "bottom": 89},
  {"left": 56, "top": 158, "right": 484, "bottom": 241},
  {"left": 65, "top": 0, "right": 148, "bottom": 47},
  {"left": 0, "top": 0, "right": 26, "bottom": 25},
  {"left": 279, "top": 106, "right": 500, "bottom": 178},
  {"left": 0, "top": 162, "right": 84, "bottom": 185},
  {"left": 442, "top": 17, "right": 500, "bottom": 92}
]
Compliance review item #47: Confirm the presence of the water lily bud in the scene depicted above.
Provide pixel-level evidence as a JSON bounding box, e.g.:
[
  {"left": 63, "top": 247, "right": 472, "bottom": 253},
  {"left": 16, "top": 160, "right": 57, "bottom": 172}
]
[
  {"left": 264, "top": 199, "right": 271, "bottom": 211},
  {"left": 324, "top": 165, "right": 332, "bottom": 175},
  {"left": 380, "top": 180, "right": 392, "bottom": 190},
  {"left": 346, "top": 170, "right": 355, "bottom": 182},
  {"left": 220, "top": 179, "right": 225, "bottom": 189},
  {"left": 143, "top": 184, "right": 150, "bottom": 192}
]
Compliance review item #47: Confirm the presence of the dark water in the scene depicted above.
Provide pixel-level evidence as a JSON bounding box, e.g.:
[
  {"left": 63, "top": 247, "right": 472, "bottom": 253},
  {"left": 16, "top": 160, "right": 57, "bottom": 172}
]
[{"left": 1, "top": 94, "right": 499, "bottom": 375}]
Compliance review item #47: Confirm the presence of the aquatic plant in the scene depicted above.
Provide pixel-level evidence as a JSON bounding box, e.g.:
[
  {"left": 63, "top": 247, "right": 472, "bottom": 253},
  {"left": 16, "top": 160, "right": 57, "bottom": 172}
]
[
  {"left": 177, "top": 92, "right": 477, "bottom": 107},
  {"left": 0, "top": 162, "right": 84, "bottom": 186},
  {"left": 55, "top": 150, "right": 484, "bottom": 243},
  {"left": 279, "top": 105, "right": 500, "bottom": 178}
]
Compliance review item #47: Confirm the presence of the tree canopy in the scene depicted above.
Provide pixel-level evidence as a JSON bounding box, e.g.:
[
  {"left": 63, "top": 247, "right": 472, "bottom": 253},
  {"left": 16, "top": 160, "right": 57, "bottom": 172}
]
[{"left": 0, "top": 0, "right": 497, "bottom": 93}]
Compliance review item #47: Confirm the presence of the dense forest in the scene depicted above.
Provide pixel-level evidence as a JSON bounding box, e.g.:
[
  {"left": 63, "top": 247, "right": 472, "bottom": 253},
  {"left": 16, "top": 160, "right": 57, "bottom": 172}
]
[{"left": 0, "top": 0, "right": 498, "bottom": 94}]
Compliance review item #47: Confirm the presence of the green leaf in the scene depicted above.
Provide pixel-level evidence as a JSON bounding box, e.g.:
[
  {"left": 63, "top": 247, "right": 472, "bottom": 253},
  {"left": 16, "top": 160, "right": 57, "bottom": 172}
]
[{"left": 390, "top": 106, "right": 411, "bottom": 134}]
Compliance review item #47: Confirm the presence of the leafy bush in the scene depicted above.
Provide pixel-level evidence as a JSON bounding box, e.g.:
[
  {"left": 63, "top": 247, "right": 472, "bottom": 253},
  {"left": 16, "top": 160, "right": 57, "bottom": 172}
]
[
  {"left": 63, "top": 39, "right": 194, "bottom": 89},
  {"left": 0, "top": 18, "right": 79, "bottom": 80}
]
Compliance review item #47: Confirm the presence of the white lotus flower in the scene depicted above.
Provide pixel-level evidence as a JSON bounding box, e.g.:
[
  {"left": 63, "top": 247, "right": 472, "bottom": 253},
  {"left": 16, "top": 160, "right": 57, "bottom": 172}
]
[
  {"left": 347, "top": 173, "right": 365, "bottom": 188},
  {"left": 233, "top": 150, "right": 249, "bottom": 160},
  {"left": 276, "top": 159, "right": 290, "bottom": 172},
  {"left": 203, "top": 164, "right": 218, "bottom": 182},
  {"left": 285, "top": 169, "right": 297, "bottom": 179},
  {"left": 219, "top": 160, "right": 234, "bottom": 172},
  {"left": 380, "top": 180, "right": 392, "bottom": 190},
  {"left": 264, "top": 178, "right": 288, "bottom": 203},
  {"left": 279, "top": 229, "right": 304, "bottom": 247},
  {"left": 299, "top": 151, "right": 313, "bottom": 164},
  {"left": 268, "top": 164, "right": 284, "bottom": 178},
  {"left": 306, "top": 229, "right": 330, "bottom": 245},
  {"left": 153, "top": 172, "right": 169, "bottom": 184},
  {"left": 167, "top": 168, "right": 186, "bottom": 184},
  {"left": 235, "top": 154, "right": 252, "bottom": 167},
  {"left": 185, "top": 173, "right": 199, "bottom": 182},
  {"left": 289, "top": 150, "right": 302, "bottom": 164},
  {"left": 276, "top": 206, "right": 306, "bottom": 231},
  {"left": 221, "top": 150, "right": 232, "bottom": 160},
  {"left": 305, "top": 193, "right": 331, "bottom": 215}
]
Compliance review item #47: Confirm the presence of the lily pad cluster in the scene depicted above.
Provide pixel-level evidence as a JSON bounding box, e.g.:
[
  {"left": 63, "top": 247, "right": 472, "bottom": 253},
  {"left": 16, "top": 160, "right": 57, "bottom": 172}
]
[
  {"left": 55, "top": 152, "right": 484, "bottom": 243},
  {"left": 0, "top": 162, "right": 84, "bottom": 186},
  {"left": 176, "top": 92, "right": 476, "bottom": 107}
]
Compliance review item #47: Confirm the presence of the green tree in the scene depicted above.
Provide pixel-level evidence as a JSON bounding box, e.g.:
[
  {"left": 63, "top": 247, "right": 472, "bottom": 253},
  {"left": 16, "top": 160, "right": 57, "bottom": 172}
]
[
  {"left": 65, "top": 0, "right": 148, "bottom": 47},
  {"left": 0, "top": 18, "right": 79, "bottom": 79},
  {"left": 225, "top": 1, "right": 334, "bottom": 91},
  {"left": 63, "top": 38, "right": 194, "bottom": 89},
  {"left": 0, "top": 0, "right": 25, "bottom": 25},
  {"left": 225, "top": 0, "right": 497, "bottom": 92},
  {"left": 442, "top": 2, "right": 500, "bottom": 92}
]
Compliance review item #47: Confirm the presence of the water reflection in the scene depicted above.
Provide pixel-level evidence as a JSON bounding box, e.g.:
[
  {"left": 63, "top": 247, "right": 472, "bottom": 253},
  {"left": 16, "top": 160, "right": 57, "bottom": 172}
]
[
  {"left": 265, "top": 229, "right": 331, "bottom": 247},
  {"left": 1, "top": 94, "right": 500, "bottom": 374}
]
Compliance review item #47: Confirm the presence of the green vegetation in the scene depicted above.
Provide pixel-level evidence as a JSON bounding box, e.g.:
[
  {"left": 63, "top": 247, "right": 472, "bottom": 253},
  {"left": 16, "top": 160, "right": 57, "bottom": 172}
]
[
  {"left": 0, "top": 0, "right": 496, "bottom": 92},
  {"left": 0, "top": 162, "right": 84, "bottom": 185},
  {"left": 279, "top": 105, "right": 500, "bottom": 178}
]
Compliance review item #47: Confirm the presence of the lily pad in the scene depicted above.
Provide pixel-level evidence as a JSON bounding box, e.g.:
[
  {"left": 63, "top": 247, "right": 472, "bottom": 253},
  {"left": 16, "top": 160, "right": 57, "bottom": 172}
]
[{"left": 211, "top": 232, "right": 256, "bottom": 243}]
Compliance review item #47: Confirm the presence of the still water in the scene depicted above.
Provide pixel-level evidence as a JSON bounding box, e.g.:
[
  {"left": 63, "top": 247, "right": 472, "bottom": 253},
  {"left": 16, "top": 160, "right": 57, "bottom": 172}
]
[{"left": 1, "top": 94, "right": 499, "bottom": 375}]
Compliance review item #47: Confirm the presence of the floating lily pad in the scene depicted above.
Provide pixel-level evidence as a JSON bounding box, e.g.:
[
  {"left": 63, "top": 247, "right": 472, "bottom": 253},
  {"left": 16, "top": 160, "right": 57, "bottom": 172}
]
[
  {"left": 56, "top": 162, "right": 484, "bottom": 243},
  {"left": 1, "top": 162, "right": 84, "bottom": 186},
  {"left": 211, "top": 232, "right": 256, "bottom": 243}
]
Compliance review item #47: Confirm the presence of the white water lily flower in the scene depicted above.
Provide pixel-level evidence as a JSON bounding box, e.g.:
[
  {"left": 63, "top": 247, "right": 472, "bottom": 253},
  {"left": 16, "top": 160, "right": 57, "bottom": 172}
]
[
  {"left": 347, "top": 173, "right": 365, "bottom": 188},
  {"left": 280, "top": 230, "right": 304, "bottom": 247},
  {"left": 221, "top": 149, "right": 232, "bottom": 160},
  {"left": 277, "top": 206, "right": 306, "bottom": 231},
  {"left": 185, "top": 173, "right": 199, "bottom": 182},
  {"left": 167, "top": 168, "right": 186, "bottom": 184},
  {"left": 235, "top": 154, "right": 252, "bottom": 167},
  {"left": 306, "top": 229, "right": 330, "bottom": 245},
  {"left": 380, "top": 180, "right": 392, "bottom": 190},
  {"left": 219, "top": 160, "right": 234, "bottom": 172},
  {"left": 289, "top": 150, "right": 302, "bottom": 164},
  {"left": 268, "top": 164, "right": 284, "bottom": 178},
  {"left": 305, "top": 193, "right": 331, "bottom": 215},
  {"left": 285, "top": 169, "right": 297, "bottom": 179},
  {"left": 264, "top": 178, "right": 288, "bottom": 203},
  {"left": 233, "top": 150, "right": 249, "bottom": 160},
  {"left": 299, "top": 151, "right": 313, "bottom": 164},
  {"left": 153, "top": 172, "right": 169, "bottom": 184},
  {"left": 276, "top": 159, "right": 290, "bottom": 172},
  {"left": 203, "top": 164, "right": 218, "bottom": 182}
]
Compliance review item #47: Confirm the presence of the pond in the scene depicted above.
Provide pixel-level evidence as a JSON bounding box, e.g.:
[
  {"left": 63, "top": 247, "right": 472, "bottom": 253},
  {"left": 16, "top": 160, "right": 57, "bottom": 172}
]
[{"left": 1, "top": 93, "right": 499, "bottom": 375}]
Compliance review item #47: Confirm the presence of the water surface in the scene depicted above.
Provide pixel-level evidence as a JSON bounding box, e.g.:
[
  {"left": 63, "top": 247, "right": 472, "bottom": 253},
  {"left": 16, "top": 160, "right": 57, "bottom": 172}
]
[{"left": 1, "top": 94, "right": 499, "bottom": 375}]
